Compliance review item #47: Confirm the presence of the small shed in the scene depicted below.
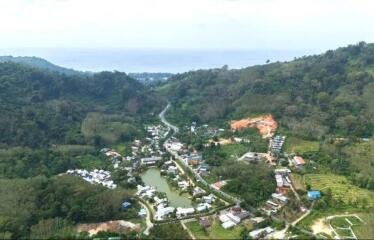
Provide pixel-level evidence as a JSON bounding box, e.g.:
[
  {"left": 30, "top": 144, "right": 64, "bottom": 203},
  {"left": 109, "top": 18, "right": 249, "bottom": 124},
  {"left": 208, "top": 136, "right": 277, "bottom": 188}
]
[{"left": 307, "top": 191, "right": 321, "bottom": 200}]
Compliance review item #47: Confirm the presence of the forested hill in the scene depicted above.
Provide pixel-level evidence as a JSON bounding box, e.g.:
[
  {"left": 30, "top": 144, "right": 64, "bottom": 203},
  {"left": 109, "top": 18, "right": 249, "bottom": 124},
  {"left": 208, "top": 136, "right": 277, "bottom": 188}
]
[
  {"left": 0, "top": 62, "right": 165, "bottom": 147},
  {"left": 160, "top": 42, "right": 374, "bottom": 139},
  {"left": 0, "top": 56, "right": 90, "bottom": 76}
]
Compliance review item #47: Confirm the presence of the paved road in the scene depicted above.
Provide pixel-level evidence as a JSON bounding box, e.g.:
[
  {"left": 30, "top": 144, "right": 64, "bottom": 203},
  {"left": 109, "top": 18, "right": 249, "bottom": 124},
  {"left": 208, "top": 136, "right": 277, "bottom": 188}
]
[
  {"left": 159, "top": 103, "right": 242, "bottom": 205},
  {"left": 139, "top": 201, "right": 153, "bottom": 236},
  {"left": 159, "top": 103, "right": 179, "bottom": 134}
]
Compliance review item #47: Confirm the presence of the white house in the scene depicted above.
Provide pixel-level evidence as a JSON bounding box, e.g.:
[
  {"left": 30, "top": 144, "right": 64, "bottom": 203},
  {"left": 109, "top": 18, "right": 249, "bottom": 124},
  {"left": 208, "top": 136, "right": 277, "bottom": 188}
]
[
  {"left": 196, "top": 203, "right": 211, "bottom": 212},
  {"left": 249, "top": 227, "right": 274, "bottom": 239},
  {"left": 176, "top": 207, "right": 195, "bottom": 218},
  {"left": 155, "top": 206, "right": 175, "bottom": 220},
  {"left": 222, "top": 220, "right": 236, "bottom": 229}
]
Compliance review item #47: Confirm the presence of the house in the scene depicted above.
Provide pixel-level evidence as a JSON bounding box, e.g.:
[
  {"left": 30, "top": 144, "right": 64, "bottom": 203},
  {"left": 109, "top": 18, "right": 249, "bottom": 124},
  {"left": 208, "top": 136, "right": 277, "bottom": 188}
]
[
  {"left": 272, "top": 193, "right": 288, "bottom": 203},
  {"left": 193, "top": 187, "right": 206, "bottom": 197},
  {"left": 122, "top": 201, "right": 132, "bottom": 210},
  {"left": 178, "top": 181, "right": 189, "bottom": 189},
  {"left": 164, "top": 160, "right": 173, "bottom": 165},
  {"left": 176, "top": 207, "right": 195, "bottom": 218},
  {"left": 167, "top": 166, "right": 178, "bottom": 175},
  {"left": 222, "top": 220, "right": 236, "bottom": 229},
  {"left": 277, "top": 187, "right": 291, "bottom": 196},
  {"left": 199, "top": 163, "right": 210, "bottom": 171},
  {"left": 154, "top": 196, "right": 167, "bottom": 206},
  {"left": 249, "top": 227, "right": 274, "bottom": 239},
  {"left": 212, "top": 180, "right": 227, "bottom": 190},
  {"left": 184, "top": 154, "right": 203, "bottom": 165},
  {"left": 137, "top": 185, "right": 152, "bottom": 194},
  {"left": 308, "top": 191, "right": 321, "bottom": 200},
  {"left": 203, "top": 194, "right": 216, "bottom": 204},
  {"left": 155, "top": 207, "right": 175, "bottom": 220},
  {"left": 100, "top": 148, "right": 110, "bottom": 153},
  {"left": 138, "top": 208, "right": 147, "bottom": 218},
  {"left": 127, "top": 177, "right": 136, "bottom": 184},
  {"left": 169, "top": 142, "right": 184, "bottom": 152},
  {"left": 199, "top": 217, "right": 212, "bottom": 228},
  {"left": 141, "top": 156, "right": 162, "bottom": 165},
  {"left": 275, "top": 173, "right": 290, "bottom": 188},
  {"left": 274, "top": 168, "right": 291, "bottom": 175},
  {"left": 275, "top": 174, "right": 284, "bottom": 187},
  {"left": 242, "top": 152, "right": 260, "bottom": 162},
  {"left": 230, "top": 206, "right": 242, "bottom": 214},
  {"left": 293, "top": 156, "right": 306, "bottom": 166},
  {"left": 266, "top": 200, "right": 279, "bottom": 208},
  {"left": 196, "top": 203, "right": 211, "bottom": 212},
  {"left": 227, "top": 213, "right": 241, "bottom": 224},
  {"left": 236, "top": 211, "right": 251, "bottom": 221},
  {"left": 219, "top": 214, "right": 230, "bottom": 223},
  {"left": 250, "top": 217, "right": 265, "bottom": 224}
]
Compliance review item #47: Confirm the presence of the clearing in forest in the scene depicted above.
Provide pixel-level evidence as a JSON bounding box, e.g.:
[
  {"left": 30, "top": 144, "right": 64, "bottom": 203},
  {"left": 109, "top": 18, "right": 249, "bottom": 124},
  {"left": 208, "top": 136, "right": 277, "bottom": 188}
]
[
  {"left": 230, "top": 115, "right": 277, "bottom": 138},
  {"left": 76, "top": 220, "right": 141, "bottom": 236}
]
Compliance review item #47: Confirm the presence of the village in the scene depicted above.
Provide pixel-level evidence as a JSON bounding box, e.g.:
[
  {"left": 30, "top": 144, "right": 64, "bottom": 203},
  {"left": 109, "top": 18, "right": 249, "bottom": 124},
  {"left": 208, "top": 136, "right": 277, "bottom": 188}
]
[{"left": 66, "top": 105, "right": 323, "bottom": 239}]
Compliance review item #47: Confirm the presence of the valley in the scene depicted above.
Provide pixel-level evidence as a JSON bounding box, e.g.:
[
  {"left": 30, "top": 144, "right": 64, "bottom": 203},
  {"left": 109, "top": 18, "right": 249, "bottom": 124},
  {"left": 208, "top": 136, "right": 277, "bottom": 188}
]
[{"left": 0, "top": 42, "right": 373, "bottom": 239}]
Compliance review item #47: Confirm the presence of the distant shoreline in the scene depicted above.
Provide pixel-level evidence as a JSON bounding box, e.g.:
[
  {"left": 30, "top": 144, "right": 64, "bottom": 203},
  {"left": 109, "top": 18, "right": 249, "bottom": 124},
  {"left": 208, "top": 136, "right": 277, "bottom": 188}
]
[{"left": 0, "top": 48, "right": 321, "bottom": 73}]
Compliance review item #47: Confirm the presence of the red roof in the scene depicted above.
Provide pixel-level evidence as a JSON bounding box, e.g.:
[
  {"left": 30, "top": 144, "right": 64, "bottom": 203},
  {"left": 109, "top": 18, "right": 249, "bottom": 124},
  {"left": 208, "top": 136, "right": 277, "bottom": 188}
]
[{"left": 294, "top": 156, "right": 305, "bottom": 165}]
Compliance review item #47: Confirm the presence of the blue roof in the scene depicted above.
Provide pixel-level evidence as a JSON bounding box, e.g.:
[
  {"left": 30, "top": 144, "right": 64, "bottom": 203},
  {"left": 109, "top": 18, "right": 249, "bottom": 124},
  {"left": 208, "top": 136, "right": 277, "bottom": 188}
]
[
  {"left": 307, "top": 191, "right": 321, "bottom": 200},
  {"left": 122, "top": 201, "right": 132, "bottom": 208}
]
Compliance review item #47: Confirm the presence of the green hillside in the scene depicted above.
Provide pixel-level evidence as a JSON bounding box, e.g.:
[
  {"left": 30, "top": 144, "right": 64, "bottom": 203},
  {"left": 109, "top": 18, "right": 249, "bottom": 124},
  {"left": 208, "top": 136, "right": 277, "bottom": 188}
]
[
  {"left": 0, "top": 62, "right": 165, "bottom": 148},
  {"left": 0, "top": 56, "right": 89, "bottom": 76},
  {"left": 161, "top": 42, "right": 374, "bottom": 139}
]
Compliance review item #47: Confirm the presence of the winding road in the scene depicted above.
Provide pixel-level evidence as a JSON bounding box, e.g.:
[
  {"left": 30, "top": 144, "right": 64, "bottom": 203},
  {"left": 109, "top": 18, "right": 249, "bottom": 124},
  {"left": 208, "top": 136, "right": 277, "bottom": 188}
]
[
  {"left": 159, "top": 103, "right": 179, "bottom": 134},
  {"left": 159, "top": 103, "right": 242, "bottom": 205},
  {"left": 139, "top": 201, "right": 153, "bottom": 236}
]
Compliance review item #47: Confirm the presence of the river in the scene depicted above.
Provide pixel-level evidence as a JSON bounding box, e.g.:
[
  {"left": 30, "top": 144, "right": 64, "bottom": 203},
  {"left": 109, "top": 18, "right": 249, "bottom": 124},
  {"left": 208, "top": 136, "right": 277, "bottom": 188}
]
[{"left": 140, "top": 168, "right": 192, "bottom": 208}]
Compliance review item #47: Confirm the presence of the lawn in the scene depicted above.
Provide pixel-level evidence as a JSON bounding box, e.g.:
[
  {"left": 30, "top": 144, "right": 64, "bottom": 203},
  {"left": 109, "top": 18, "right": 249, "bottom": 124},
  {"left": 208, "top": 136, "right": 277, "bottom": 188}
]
[
  {"left": 284, "top": 136, "right": 319, "bottom": 154},
  {"left": 110, "top": 143, "right": 128, "bottom": 156},
  {"left": 219, "top": 143, "right": 251, "bottom": 160},
  {"left": 304, "top": 174, "right": 374, "bottom": 207},
  {"left": 185, "top": 218, "right": 247, "bottom": 239},
  {"left": 330, "top": 217, "right": 351, "bottom": 228},
  {"left": 335, "top": 228, "right": 354, "bottom": 238}
]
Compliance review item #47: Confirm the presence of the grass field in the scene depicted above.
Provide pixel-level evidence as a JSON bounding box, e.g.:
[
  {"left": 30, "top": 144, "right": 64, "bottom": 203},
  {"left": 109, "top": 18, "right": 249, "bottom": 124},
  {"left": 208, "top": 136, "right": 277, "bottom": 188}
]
[
  {"left": 220, "top": 143, "right": 251, "bottom": 160},
  {"left": 289, "top": 173, "right": 306, "bottom": 191},
  {"left": 284, "top": 137, "right": 319, "bottom": 154},
  {"left": 335, "top": 228, "right": 353, "bottom": 238},
  {"left": 304, "top": 174, "right": 374, "bottom": 207},
  {"left": 330, "top": 217, "right": 352, "bottom": 228},
  {"left": 185, "top": 218, "right": 250, "bottom": 239}
]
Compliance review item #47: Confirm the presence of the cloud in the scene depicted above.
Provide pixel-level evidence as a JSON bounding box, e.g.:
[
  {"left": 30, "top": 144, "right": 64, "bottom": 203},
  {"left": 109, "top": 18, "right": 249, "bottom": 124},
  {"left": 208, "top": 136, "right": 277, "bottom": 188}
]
[{"left": 0, "top": 0, "right": 373, "bottom": 50}]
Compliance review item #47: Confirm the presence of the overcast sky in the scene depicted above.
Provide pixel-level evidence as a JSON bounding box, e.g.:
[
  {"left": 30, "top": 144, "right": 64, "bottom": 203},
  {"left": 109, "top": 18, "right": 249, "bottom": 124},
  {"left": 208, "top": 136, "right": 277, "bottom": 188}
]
[{"left": 0, "top": 0, "right": 373, "bottom": 51}]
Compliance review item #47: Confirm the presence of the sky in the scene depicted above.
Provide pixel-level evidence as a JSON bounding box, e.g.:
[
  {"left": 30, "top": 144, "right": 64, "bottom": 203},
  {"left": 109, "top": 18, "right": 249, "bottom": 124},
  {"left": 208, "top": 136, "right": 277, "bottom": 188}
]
[{"left": 0, "top": 0, "right": 373, "bottom": 51}]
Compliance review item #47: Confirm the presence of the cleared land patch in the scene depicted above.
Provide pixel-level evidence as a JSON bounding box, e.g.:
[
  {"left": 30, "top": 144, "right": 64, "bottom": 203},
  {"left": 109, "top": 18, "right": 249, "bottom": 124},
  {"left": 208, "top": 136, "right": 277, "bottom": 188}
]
[
  {"left": 284, "top": 137, "right": 319, "bottom": 154},
  {"left": 304, "top": 174, "right": 374, "bottom": 207},
  {"left": 185, "top": 218, "right": 250, "bottom": 239},
  {"left": 230, "top": 115, "right": 277, "bottom": 138}
]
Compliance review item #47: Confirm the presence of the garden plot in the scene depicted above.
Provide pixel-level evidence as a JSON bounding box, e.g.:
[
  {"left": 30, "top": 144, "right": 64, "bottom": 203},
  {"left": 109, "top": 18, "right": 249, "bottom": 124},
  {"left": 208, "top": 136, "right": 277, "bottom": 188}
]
[
  {"left": 329, "top": 215, "right": 364, "bottom": 239},
  {"left": 304, "top": 174, "right": 374, "bottom": 207}
]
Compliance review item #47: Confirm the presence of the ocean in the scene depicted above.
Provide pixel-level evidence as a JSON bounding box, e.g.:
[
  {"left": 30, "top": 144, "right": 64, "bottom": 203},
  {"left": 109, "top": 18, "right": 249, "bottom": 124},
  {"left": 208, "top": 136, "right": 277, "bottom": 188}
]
[{"left": 0, "top": 48, "right": 321, "bottom": 73}]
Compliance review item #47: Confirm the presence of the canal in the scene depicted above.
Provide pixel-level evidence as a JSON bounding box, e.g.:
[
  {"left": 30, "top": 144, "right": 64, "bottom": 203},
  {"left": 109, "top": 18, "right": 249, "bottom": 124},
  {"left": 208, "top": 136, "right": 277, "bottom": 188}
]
[{"left": 141, "top": 168, "right": 192, "bottom": 208}]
